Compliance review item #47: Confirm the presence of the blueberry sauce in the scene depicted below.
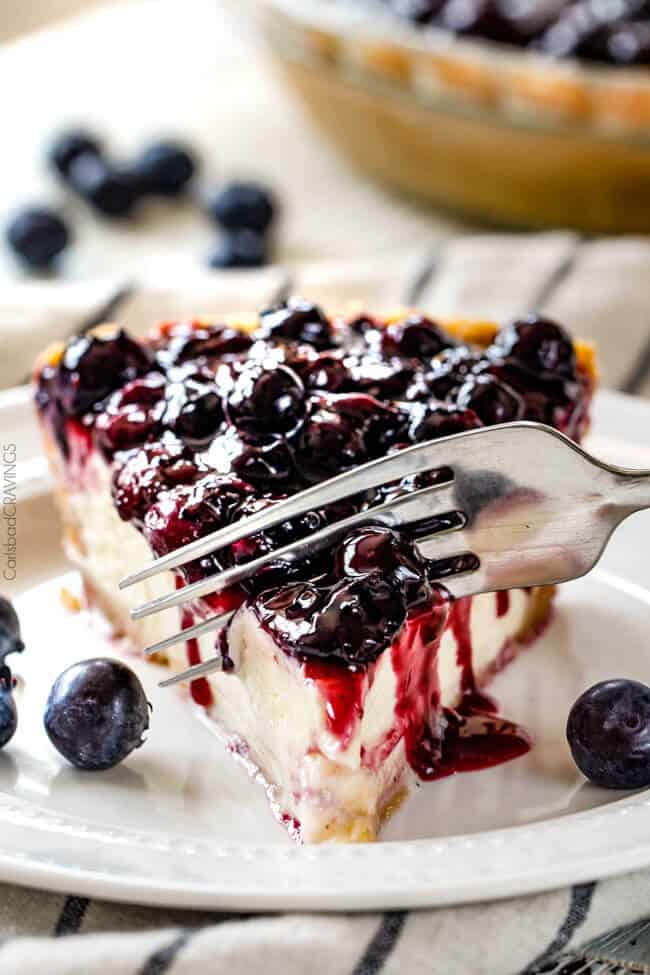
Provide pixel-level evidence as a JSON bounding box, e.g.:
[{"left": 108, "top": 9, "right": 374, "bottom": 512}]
[
  {"left": 496, "top": 590, "right": 510, "bottom": 617},
  {"left": 35, "top": 304, "right": 592, "bottom": 783}
]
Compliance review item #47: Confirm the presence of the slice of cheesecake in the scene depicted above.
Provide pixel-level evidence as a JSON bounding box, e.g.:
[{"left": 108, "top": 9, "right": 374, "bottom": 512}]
[{"left": 34, "top": 301, "right": 596, "bottom": 842}]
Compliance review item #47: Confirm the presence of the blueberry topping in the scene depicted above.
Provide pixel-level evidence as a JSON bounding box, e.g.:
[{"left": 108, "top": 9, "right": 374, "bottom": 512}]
[
  {"left": 55, "top": 329, "right": 153, "bottom": 417},
  {"left": 6, "top": 208, "right": 70, "bottom": 269},
  {"left": 257, "top": 298, "right": 334, "bottom": 351},
  {"left": 567, "top": 679, "right": 650, "bottom": 789},
  {"left": 130, "top": 140, "right": 196, "bottom": 196},
  {"left": 41, "top": 308, "right": 590, "bottom": 672},
  {"left": 407, "top": 403, "right": 483, "bottom": 441},
  {"left": 49, "top": 129, "right": 103, "bottom": 179},
  {"left": 67, "top": 154, "right": 137, "bottom": 217},
  {"left": 417, "top": 346, "right": 479, "bottom": 401},
  {"left": 225, "top": 363, "right": 306, "bottom": 437},
  {"left": 490, "top": 315, "right": 576, "bottom": 380},
  {"left": 209, "top": 230, "right": 268, "bottom": 269},
  {"left": 456, "top": 373, "right": 524, "bottom": 424},
  {"left": 253, "top": 527, "right": 431, "bottom": 665},
  {"left": 214, "top": 428, "right": 296, "bottom": 484},
  {"left": 297, "top": 396, "right": 368, "bottom": 483},
  {"left": 208, "top": 181, "right": 276, "bottom": 234},
  {"left": 44, "top": 658, "right": 150, "bottom": 771},
  {"left": 155, "top": 321, "right": 252, "bottom": 369},
  {"left": 162, "top": 371, "right": 224, "bottom": 447},
  {"left": 381, "top": 315, "right": 453, "bottom": 359}
]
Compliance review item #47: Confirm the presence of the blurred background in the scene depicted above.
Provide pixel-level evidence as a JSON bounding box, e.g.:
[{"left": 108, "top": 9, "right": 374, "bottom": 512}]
[{"left": 0, "top": 0, "right": 648, "bottom": 392}]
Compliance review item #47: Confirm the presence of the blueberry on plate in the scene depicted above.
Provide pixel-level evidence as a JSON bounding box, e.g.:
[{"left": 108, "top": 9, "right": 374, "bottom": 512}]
[
  {"left": 0, "top": 667, "right": 17, "bottom": 749},
  {"left": 207, "top": 181, "right": 276, "bottom": 234},
  {"left": 130, "top": 140, "right": 197, "bottom": 196},
  {"left": 0, "top": 595, "right": 24, "bottom": 663},
  {"left": 44, "top": 658, "right": 151, "bottom": 771},
  {"left": 566, "top": 679, "right": 650, "bottom": 789},
  {"left": 208, "top": 229, "right": 267, "bottom": 269},
  {"left": 49, "top": 128, "right": 103, "bottom": 180},
  {"left": 67, "top": 154, "right": 137, "bottom": 217},
  {"left": 6, "top": 207, "right": 70, "bottom": 269}
]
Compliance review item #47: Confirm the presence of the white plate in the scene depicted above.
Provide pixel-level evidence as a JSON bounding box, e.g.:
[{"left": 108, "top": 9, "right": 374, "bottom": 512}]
[{"left": 3, "top": 387, "right": 650, "bottom": 911}]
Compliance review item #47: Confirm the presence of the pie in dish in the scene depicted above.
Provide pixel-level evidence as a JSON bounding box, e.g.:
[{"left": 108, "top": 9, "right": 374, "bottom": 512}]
[
  {"left": 252, "top": 0, "right": 650, "bottom": 232},
  {"left": 34, "top": 300, "right": 596, "bottom": 842}
]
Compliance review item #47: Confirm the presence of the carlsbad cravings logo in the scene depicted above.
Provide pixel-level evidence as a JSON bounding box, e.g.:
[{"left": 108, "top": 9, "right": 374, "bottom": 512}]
[{"left": 2, "top": 444, "right": 16, "bottom": 581}]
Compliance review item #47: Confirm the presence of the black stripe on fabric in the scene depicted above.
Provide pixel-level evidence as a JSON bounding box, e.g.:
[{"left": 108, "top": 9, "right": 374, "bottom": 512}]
[
  {"left": 403, "top": 249, "right": 442, "bottom": 307},
  {"left": 531, "top": 238, "right": 583, "bottom": 313},
  {"left": 54, "top": 895, "right": 90, "bottom": 936},
  {"left": 350, "top": 911, "right": 408, "bottom": 975},
  {"left": 136, "top": 914, "right": 256, "bottom": 975},
  {"left": 517, "top": 882, "right": 597, "bottom": 975},
  {"left": 137, "top": 930, "right": 191, "bottom": 975},
  {"left": 620, "top": 333, "right": 650, "bottom": 395}
]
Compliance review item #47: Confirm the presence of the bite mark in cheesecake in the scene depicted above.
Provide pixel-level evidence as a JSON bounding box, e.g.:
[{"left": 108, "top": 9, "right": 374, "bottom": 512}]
[{"left": 34, "top": 303, "right": 595, "bottom": 842}]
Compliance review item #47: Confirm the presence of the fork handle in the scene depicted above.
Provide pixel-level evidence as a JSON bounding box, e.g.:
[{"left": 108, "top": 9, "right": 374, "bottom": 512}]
[{"left": 611, "top": 468, "right": 650, "bottom": 515}]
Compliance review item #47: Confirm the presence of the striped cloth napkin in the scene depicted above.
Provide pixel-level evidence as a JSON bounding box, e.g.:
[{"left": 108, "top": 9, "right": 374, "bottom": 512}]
[{"left": 2, "top": 231, "right": 650, "bottom": 975}]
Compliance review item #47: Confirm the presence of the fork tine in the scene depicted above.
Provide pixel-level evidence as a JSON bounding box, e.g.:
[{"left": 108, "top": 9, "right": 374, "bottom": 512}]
[
  {"left": 144, "top": 610, "right": 235, "bottom": 657},
  {"left": 118, "top": 426, "right": 494, "bottom": 591},
  {"left": 130, "top": 481, "right": 461, "bottom": 621},
  {"left": 159, "top": 656, "right": 223, "bottom": 688}
]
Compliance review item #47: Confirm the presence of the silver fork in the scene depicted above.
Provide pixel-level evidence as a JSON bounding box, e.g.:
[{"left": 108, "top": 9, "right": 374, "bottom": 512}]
[{"left": 119, "top": 421, "right": 650, "bottom": 687}]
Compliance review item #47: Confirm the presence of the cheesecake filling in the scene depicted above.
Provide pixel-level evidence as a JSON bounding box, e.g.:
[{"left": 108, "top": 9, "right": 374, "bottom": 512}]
[{"left": 34, "top": 304, "right": 593, "bottom": 841}]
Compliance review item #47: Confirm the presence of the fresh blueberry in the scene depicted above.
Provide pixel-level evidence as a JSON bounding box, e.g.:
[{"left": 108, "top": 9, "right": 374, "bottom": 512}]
[
  {"left": 49, "top": 129, "right": 103, "bottom": 180},
  {"left": 130, "top": 140, "right": 197, "bottom": 196},
  {"left": 67, "top": 154, "right": 137, "bottom": 217},
  {"left": 6, "top": 207, "right": 70, "bottom": 269},
  {"left": 0, "top": 668, "right": 17, "bottom": 749},
  {"left": 208, "top": 181, "right": 276, "bottom": 234},
  {"left": 208, "top": 230, "right": 267, "bottom": 269},
  {"left": 44, "top": 658, "right": 151, "bottom": 771},
  {"left": 567, "top": 679, "right": 650, "bottom": 789},
  {"left": 0, "top": 595, "right": 24, "bottom": 664}
]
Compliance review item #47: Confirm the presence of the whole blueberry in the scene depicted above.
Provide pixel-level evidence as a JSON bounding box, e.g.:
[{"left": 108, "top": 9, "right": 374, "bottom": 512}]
[
  {"left": 67, "top": 154, "right": 137, "bottom": 217},
  {"left": 44, "top": 658, "right": 151, "bottom": 771},
  {"left": 567, "top": 679, "right": 650, "bottom": 789},
  {"left": 130, "top": 140, "right": 197, "bottom": 196},
  {"left": 226, "top": 363, "right": 305, "bottom": 437},
  {"left": 491, "top": 316, "right": 576, "bottom": 380},
  {"left": 0, "top": 668, "right": 17, "bottom": 749},
  {"left": 208, "top": 182, "right": 276, "bottom": 234},
  {"left": 209, "top": 230, "right": 267, "bottom": 269},
  {"left": 257, "top": 298, "right": 334, "bottom": 351},
  {"left": 49, "top": 129, "right": 103, "bottom": 180},
  {"left": 6, "top": 207, "right": 70, "bottom": 269},
  {"left": 0, "top": 596, "right": 24, "bottom": 663},
  {"left": 456, "top": 373, "right": 524, "bottom": 425}
]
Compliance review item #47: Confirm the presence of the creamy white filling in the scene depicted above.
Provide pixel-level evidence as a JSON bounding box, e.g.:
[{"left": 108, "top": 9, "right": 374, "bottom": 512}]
[{"left": 59, "top": 448, "right": 534, "bottom": 841}]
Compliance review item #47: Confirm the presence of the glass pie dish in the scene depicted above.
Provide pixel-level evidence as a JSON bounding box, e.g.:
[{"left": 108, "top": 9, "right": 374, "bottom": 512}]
[{"left": 242, "top": 0, "right": 650, "bottom": 233}]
